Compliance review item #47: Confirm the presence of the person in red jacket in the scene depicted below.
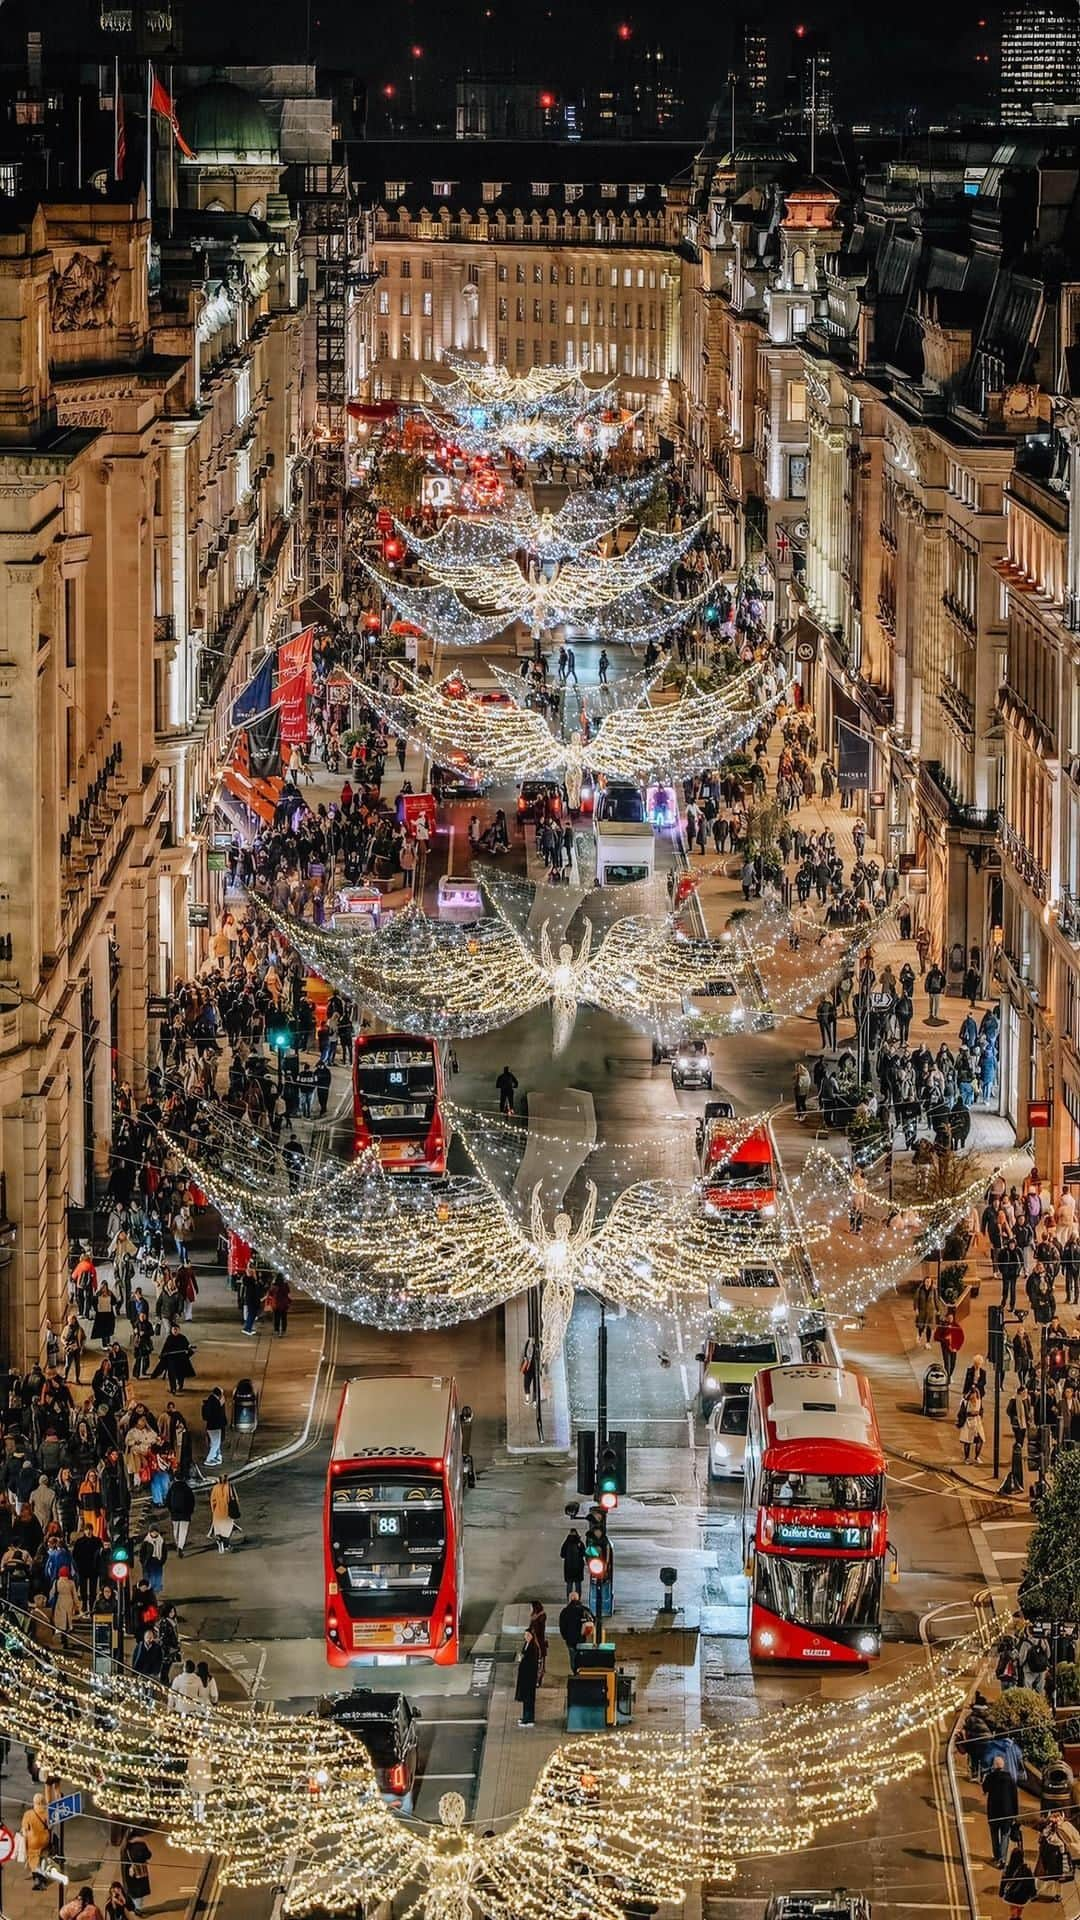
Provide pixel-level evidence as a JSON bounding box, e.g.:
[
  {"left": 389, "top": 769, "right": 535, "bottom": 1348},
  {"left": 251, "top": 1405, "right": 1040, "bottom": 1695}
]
[{"left": 933, "top": 1306, "right": 965, "bottom": 1384}]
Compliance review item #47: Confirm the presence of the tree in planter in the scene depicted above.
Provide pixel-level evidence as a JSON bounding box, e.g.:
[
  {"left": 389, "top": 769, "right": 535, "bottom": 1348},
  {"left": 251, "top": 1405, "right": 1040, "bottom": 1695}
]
[
  {"left": 985, "top": 1687, "right": 1061, "bottom": 1771},
  {"left": 1020, "top": 1447, "right": 1080, "bottom": 1628},
  {"left": 744, "top": 799, "right": 785, "bottom": 881},
  {"left": 936, "top": 1262, "right": 968, "bottom": 1306},
  {"left": 373, "top": 451, "right": 427, "bottom": 518}
]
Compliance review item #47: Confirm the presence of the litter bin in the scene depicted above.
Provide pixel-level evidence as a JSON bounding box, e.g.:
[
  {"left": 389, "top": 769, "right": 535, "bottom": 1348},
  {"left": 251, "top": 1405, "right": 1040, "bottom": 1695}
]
[
  {"left": 232, "top": 1378, "right": 259, "bottom": 1433},
  {"left": 923, "top": 1363, "right": 950, "bottom": 1418},
  {"left": 1042, "top": 1759, "right": 1075, "bottom": 1810}
]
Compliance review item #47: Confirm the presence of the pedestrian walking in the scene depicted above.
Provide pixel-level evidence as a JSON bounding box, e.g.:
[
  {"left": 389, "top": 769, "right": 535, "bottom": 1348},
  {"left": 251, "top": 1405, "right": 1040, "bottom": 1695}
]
[
  {"left": 925, "top": 961, "right": 947, "bottom": 1022},
  {"left": 267, "top": 1276, "right": 291, "bottom": 1336},
  {"left": 913, "top": 1273, "right": 939, "bottom": 1346},
  {"left": 816, "top": 995, "right": 837, "bottom": 1051},
  {"left": 139, "top": 1525, "right": 168, "bottom": 1595},
  {"left": 514, "top": 1625, "right": 542, "bottom": 1727},
  {"left": 933, "top": 1308, "right": 965, "bottom": 1384},
  {"left": 209, "top": 1473, "right": 240, "bottom": 1553},
  {"left": 793, "top": 1061, "right": 811, "bottom": 1118},
  {"left": 120, "top": 1832, "right": 153, "bottom": 1915},
  {"left": 20, "top": 1792, "right": 51, "bottom": 1890},
  {"left": 201, "top": 1386, "right": 227, "bottom": 1467},
  {"left": 558, "top": 1589, "right": 593, "bottom": 1670},
  {"left": 999, "top": 1828, "right": 1037, "bottom": 1919},
  {"left": 598, "top": 649, "right": 610, "bottom": 685},
  {"left": 848, "top": 1165, "right": 866, "bottom": 1234},
  {"left": 166, "top": 1474, "right": 195, "bottom": 1556},
  {"left": 560, "top": 1525, "right": 587, "bottom": 1597},
  {"left": 958, "top": 1385, "right": 985, "bottom": 1464},
  {"left": 496, "top": 1065, "right": 519, "bottom": 1115},
  {"left": 983, "top": 1755, "right": 1020, "bottom": 1867}
]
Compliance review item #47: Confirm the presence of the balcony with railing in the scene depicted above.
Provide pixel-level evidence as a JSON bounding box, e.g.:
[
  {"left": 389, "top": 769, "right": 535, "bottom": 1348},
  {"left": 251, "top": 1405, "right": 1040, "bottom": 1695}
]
[
  {"left": 922, "top": 759, "right": 1001, "bottom": 833},
  {"left": 999, "top": 815, "right": 1049, "bottom": 900}
]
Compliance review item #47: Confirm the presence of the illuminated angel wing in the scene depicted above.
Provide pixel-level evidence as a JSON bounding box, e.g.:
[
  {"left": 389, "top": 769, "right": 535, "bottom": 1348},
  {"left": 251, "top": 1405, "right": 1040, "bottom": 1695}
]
[
  {"left": 582, "top": 915, "right": 753, "bottom": 1029},
  {"left": 588, "top": 667, "right": 778, "bottom": 785},
  {"left": 258, "top": 899, "right": 550, "bottom": 1038},
  {"left": 355, "top": 660, "right": 565, "bottom": 781},
  {"left": 363, "top": 564, "right": 524, "bottom": 645},
  {"left": 0, "top": 1598, "right": 996, "bottom": 1920},
  {"left": 170, "top": 1119, "right": 546, "bottom": 1329},
  {"left": 0, "top": 1612, "right": 425, "bottom": 1903}
]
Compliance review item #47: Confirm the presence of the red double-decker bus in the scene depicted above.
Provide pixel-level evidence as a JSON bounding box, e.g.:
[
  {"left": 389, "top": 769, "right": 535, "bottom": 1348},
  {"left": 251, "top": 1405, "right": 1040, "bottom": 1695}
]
[
  {"left": 700, "top": 1117, "right": 779, "bottom": 1223},
  {"left": 324, "top": 1376, "right": 465, "bottom": 1667},
  {"left": 353, "top": 1033, "right": 448, "bottom": 1173},
  {"left": 742, "top": 1364, "right": 888, "bottom": 1664}
]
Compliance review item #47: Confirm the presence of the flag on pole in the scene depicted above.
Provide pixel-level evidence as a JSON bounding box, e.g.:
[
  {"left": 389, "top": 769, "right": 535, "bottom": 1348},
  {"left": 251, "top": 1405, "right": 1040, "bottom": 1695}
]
[
  {"left": 115, "top": 66, "right": 126, "bottom": 180},
  {"left": 149, "top": 68, "right": 195, "bottom": 158}
]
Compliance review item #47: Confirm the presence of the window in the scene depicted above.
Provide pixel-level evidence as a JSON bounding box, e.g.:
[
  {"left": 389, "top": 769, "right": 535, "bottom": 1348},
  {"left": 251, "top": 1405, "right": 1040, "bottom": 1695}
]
[
  {"left": 580, "top": 341, "right": 591, "bottom": 369},
  {"left": 648, "top": 303, "right": 656, "bottom": 329},
  {"left": 628, "top": 183, "right": 645, "bottom": 202},
  {"left": 401, "top": 333, "right": 411, "bottom": 360},
  {"left": 565, "top": 340, "right": 575, "bottom": 367},
  {"left": 384, "top": 181, "right": 406, "bottom": 200},
  {"left": 580, "top": 300, "right": 589, "bottom": 324},
  {"left": 531, "top": 181, "right": 550, "bottom": 198},
  {"left": 649, "top": 269, "right": 656, "bottom": 288},
  {"left": 623, "top": 302, "right": 631, "bottom": 326},
  {"left": 788, "top": 454, "right": 808, "bottom": 498},
  {"left": 608, "top": 341, "right": 618, "bottom": 371},
  {"left": 550, "top": 300, "right": 557, "bottom": 324},
  {"left": 533, "top": 299, "right": 542, "bottom": 322},
  {"left": 432, "top": 180, "right": 453, "bottom": 198},
  {"left": 0, "top": 162, "right": 21, "bottom": 196},
  {"left": 791, "top": 248, "right": 807, "bottom": 287},
  {"left": 550, "top": 340, "right": 558, "bottom": 360},
  {"left": 610, "top": 268, "right": 618, "bottom": 287},
  {"left": 637, "top": 268, "right": 644, "bottom": 287},
  {"left": 498, "top": 263, "right": 508, "bottom": 281},
  {"left": 515, "top": 338, "right": 526, "bottom": 365},
  {"left": 64, "top": 577, "right": 77, "bottom": 670},
  {"left": 422, "top": 290, "right": 432, "bottom": 315},
  {"left": 377, "top": 330, "right": 389, "bottom": 358},
  {"left": 791, "top": 306, "right": 808, "bottom": 337},
  {"left": 498, "top": 296, "right": 508, "bottom": 321},
  {"left": 610, "top": 301, "right": 617, "bottom": 325},
  {"left": 377, "top": 259, "right": 388, "bottom": 277},
  {"left": 400, "top": 260, "right": 411, "bottom": 278},
  {"left": 550, "top": 265, "right": 559, "bottom": 283},
  {"left": 566, "top": 265, "right": 575, "bottom": 286},
  {"left": 637, "top": 303, "right": 643, "bottom": 326},
  {"left": 400, "top": 291, "right": 411, "bottom": 316},
  {"left": 466, "top": 264, "right": 479, "bottom": 284},
  {"left": 623, "top": 268, "right": 631, "bottom": 286},
  {"left": 622, "top": 343, "right": 632, "bottom": 373},
  {"left": 582, "top": 266, "right": 591, "bottom": 285},
  {"left": 787, "top": 379, "right": 807, "bottom": 423},
  {"left": 565, "top": 302, "right": 574, "bottom": 326},
  {"left": 516, "top": 297, "right": 525, "bottom": 322},
  {"left": 422, "top": 260, "right": 432, "bottom": 279},
  {"left": 565, "top": 183, "right": 582, "bottom": 202},
  {"left": 497, "top": 335, "right": 507, "bottom": 361},
  {"left": 482, "top": 181, "right": 503, "bottom": 200},
  {"left": 601, "top": 182, "right": 617, "bottom": 198},
  {"left": 422, "top": 330, "right": 433, "bottom": 358},
  {"left": 378, "top": 289, "right": 390, "bottom": 315}
]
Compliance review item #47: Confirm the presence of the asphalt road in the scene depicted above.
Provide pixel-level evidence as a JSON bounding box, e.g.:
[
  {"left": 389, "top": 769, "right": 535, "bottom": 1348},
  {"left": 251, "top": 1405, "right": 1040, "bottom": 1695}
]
[{"left": 164, "top": 629, "right": 988, "bottom": 1917}]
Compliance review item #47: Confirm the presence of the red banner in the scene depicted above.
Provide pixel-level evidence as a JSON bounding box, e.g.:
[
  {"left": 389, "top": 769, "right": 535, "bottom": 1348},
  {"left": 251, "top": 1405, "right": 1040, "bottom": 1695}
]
[{"left": 274, "top": 627, "right": 314, "bottom": 746}]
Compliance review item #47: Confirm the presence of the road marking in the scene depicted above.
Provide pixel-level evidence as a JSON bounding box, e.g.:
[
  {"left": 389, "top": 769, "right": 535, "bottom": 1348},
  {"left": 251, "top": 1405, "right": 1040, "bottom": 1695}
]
[
  {"left": 674, "top": 1316, "right": 685, "bottom": 1356},
  {"left": 421, "top": 1717, "right": 489, "bottom": 1725},
  {"left": 680, "top": 1362, "right": 690, "bottom": 1400}
]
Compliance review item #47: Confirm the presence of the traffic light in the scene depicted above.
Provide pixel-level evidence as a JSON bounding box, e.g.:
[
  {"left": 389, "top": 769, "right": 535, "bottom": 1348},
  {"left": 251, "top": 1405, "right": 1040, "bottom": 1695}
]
[
  {"left": 585, "top": 1517, "right": 608, "bottom": 1580},
  {"left": 108, "top": 1540, "right": 130, "bottom": 1587},
  {"left": 576, "top": 1429, "right": 596, "bottom": 1497},
  {"left": 382, "top": 535, "right": 405, "bottom": 569},
  {"left": 704, "top": 599, "right": 721, "bottom": 629},
  {"left": 597, "top": 1447, "right": 619, "bottom": 1513},
  {"left": 268, "top": 1024, "right": 294, "bottom": 1053}
]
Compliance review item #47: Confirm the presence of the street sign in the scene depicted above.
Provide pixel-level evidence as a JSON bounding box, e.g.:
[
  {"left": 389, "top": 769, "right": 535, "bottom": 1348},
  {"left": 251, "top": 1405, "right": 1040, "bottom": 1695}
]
[
  {"left": 0, "top": 1824, "right": 16, "bottom": 1863},
  {"left": 206, "top": 850, "right": 227, "bottom": 872},
  {"left": 146, "top": 995, "right": 171, "bottom": 1019},
  {"left": 211, "top": 831, "right": 233, "bottom": 851},
  {"left": 47, "top": 1794, "right": 82, "bottom": 1827},
  {"left": 1063, "top": 1162, "right": 1080, "bottom": 1185},
  {"left": 188, "top": 902, "right": 210, "bottom": 928},
  {"left": 376, "top": 507, "right": 392, "bottom": 532}
]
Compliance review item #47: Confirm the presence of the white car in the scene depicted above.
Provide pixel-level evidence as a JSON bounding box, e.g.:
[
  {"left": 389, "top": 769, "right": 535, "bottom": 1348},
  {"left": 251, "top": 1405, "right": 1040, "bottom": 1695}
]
[{"left": 708, "top": 1388, "right": 750, "bottom": 1480}]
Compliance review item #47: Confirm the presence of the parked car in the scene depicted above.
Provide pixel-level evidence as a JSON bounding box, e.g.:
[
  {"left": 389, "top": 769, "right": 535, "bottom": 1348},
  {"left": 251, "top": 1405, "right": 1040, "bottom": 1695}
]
[{"left": 317, "top": 1689, "right": 420, "bottom": 1813}]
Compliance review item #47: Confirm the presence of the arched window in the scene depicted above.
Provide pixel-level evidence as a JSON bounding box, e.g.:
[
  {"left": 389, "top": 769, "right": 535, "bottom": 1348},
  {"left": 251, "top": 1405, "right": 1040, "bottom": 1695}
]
[{"left": 791, "top": 248, "right": 808, "bottom": 288}]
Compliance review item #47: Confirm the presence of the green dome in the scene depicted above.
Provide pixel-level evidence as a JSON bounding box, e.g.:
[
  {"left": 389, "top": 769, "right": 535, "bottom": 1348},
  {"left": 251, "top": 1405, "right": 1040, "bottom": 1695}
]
[{"left": 180, "top": 81, "right": 278, "bottom": 164}]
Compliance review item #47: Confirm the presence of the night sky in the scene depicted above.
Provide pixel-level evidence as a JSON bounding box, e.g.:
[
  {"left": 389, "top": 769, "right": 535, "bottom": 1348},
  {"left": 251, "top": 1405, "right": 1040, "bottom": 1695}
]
[{"left": 3, "top": 0, "right": 996, "bottom": 129}]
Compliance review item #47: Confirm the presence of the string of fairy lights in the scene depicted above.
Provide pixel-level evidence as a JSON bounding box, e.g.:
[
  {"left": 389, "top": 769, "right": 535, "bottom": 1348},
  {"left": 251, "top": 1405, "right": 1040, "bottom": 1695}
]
[
  {"left": 420, "top": 357, "right": 624, "bottom": 460},
  {"left": 0, "top": 1601, "right": 1008, "bottom": 1919},
  {"left": 396, "top": 467, "right": 664, "bottom": 570}
]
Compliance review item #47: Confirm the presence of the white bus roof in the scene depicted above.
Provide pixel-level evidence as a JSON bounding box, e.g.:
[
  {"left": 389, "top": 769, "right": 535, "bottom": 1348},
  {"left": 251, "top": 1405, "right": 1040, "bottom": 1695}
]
[
  {"left": 758, "top": 1364, "right": 879, "bottom": 1452},
  {"left": 333, "top": 1376, "right": 455, "bottom": 1462}
]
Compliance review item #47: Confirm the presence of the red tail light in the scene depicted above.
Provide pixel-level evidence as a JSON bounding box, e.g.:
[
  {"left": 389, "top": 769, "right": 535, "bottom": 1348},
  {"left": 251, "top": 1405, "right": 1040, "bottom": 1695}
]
[{"left": 389, "top": 1763, "right": 407, "bottom": 1793}]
